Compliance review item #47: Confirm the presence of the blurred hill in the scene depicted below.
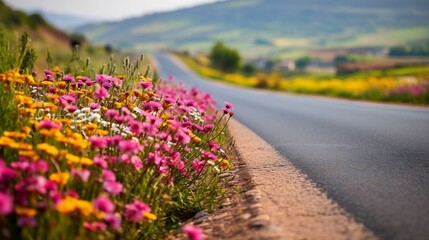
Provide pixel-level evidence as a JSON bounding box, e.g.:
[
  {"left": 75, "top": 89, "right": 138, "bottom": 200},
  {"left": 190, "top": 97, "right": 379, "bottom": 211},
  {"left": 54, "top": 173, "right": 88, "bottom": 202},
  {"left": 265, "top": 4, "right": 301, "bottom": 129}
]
[
  {"left": 32, "top": 10, "right": 105, "bottom": 29},
  {"left": 0, "top": 0, "right": 72, "bottom": 48},
  {"left": 74, "top": 0, "right": 429, "bottom": 58}
]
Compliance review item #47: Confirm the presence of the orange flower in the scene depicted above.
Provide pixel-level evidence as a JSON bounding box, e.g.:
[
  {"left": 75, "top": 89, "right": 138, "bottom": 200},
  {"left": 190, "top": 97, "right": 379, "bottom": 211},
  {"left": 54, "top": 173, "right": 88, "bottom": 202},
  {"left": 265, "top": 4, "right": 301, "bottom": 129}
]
[
  {"left": 37, "top": 143, "right": 59, "bottom": 157},
  {"left": 49, "top": 172, "right": 70, "bottom": 186},
  {"left": 15, "top": 206, "right": 37, "bottom": 217}
]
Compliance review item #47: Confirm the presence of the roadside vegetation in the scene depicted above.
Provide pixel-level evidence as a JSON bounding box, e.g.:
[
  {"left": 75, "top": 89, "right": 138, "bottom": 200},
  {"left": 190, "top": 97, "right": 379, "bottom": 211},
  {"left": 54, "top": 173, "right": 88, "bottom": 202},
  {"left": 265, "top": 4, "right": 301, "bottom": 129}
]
[
  {"left": 176, "top": 42, "right": 429, "bottom": 105},
  {"left": 0, "top": 22, "right": 234, "bottom": 240}
]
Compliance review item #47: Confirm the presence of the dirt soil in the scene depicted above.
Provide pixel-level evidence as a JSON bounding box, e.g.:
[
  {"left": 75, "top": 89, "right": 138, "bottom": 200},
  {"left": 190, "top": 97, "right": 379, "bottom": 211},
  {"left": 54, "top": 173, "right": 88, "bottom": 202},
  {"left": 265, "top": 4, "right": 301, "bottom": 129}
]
[{"left": 177, "top": 119, "right": 378, "bottom": 240}]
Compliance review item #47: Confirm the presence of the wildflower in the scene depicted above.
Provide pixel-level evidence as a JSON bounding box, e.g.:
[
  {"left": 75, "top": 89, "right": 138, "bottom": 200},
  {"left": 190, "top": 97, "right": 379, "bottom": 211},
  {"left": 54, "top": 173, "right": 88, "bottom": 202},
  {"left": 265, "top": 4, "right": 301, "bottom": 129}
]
[
  {"left": 94, "top": 86, "right": 109, "bottom": 100},
  {"left": 105, "top": 213, "right": 121, "bottom": 230},
  {"left": 130, "top": 155, "right": 143, "bottom": 170},
  {"left": 191, "top": 159, "right": 205, "bottom": 174},
  {"left": 222, "top": 101, "right": 234, "bottom": 115},
  {"left": 124, "top": 200, "right": 152, "bottom": 222},
  {"left": 174, "top": 129, "right": 191, "bottom": 145},
  {"left": 183, "top": 224, "right": 205, "bottom": 240},
  {"left": 0, "top": 192, "right": 13, "bottom": 215},
  {"left": 49, "top": 172, "right": 70, "bottom": 186},
  {"left": 94, "top": 156, "right": 108, "bottom": 168},
  {"left": 93, "top": 195, "right": 115, "bottom": 213},
  {"left": 105, "top": 109, "right": 118, "bottom": 119},
  {"left": 102, "top": 181, "right": 123, "bottom": 195},
  {"left": 218, "top": 158, "right": 231, "bottom": 169},
  {"left": 139, "top": 81, "right": 153, "bottom": 90},
  {"left": 55, "top": 196, "right": 76, "bottom": 214},
  {"left": 15, "top": 206, "right": 37, "bottom": 217},
  {"left": 129, "top": 120, "right": 143, "bottom": 135},
  {"left": 63, "top": 74, "right": 74, "bottom": 82},
  {"left": 71, "top": 168, "right": 91, "bottom": 182},
  {"left": 83, "top": 221, "right": 107, "bottom": 231},
  {"left": 89, "top": 136, "right": 107, "bottom": 149},
  {"left": 37, "top": 143, "right": 59, "bottom": 157}
]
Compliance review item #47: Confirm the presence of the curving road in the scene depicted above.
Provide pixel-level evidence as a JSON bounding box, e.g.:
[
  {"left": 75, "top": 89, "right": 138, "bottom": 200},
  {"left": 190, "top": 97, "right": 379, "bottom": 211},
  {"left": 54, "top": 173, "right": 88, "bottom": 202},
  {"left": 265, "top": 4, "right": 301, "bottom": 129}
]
[{"left": 152, "top": 53, "right": 429, "bottom": 240}]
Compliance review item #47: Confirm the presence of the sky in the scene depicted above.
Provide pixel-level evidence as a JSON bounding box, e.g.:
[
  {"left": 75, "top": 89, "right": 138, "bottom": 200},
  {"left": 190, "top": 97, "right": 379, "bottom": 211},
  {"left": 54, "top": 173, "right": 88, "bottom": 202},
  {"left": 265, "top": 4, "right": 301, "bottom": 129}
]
[{"left": 4, "top": 0, "right": 222, "bottom": 20}]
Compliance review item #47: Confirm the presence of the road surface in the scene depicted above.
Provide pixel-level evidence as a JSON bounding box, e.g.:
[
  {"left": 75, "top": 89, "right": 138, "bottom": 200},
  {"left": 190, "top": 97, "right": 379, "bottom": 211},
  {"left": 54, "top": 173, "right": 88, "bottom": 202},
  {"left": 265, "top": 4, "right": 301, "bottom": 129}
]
[{"left": 152, "top": 53, "right": 429, "bottom": 240}]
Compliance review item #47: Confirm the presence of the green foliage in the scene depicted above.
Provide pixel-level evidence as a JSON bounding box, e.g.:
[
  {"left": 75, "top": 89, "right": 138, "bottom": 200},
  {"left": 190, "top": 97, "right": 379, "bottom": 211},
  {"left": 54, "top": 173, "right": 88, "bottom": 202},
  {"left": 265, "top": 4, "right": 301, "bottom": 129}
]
[
  {"left": 242, "top": 63, "right": 257, "bottom": 76},
  {"left": 209, "top": 42, "right": 241, "bottom": 73},
  {"left": 389, "top": 42, "right": 429, "bottom": 56},
  {"left": 295, "top": 56, "right": 311, "bottom": 69},
  {"left": 0, "top": 29, "right": 36, "bottom": 73}
]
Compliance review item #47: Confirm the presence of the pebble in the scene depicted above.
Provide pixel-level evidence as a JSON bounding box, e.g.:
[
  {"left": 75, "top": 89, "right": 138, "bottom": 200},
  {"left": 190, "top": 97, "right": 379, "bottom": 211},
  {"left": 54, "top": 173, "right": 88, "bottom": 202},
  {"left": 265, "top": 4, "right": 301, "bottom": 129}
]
[
  {"left": 248, "top": 215, "right": 270, "bottom": 229},
  {"left": 239, "top": 213, "right": 252, "bottom": 221},
  {"left": 213, "top": 212, "right": 231, "bottom": 221},
  {"left": 194, "top": 210, "right": 207, "bottom": 219}
]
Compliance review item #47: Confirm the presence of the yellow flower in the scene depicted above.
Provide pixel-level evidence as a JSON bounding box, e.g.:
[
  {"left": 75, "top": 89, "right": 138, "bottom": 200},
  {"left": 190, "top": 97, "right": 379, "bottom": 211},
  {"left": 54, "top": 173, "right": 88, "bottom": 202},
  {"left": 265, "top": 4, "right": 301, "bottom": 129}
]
[
  {"left": 41, "top": 81, "right": 54, "bottom": 87},
  {"left": 15, "top": 206, "right": 37, "bottom": 217},
  {"left": 56, "top": 197, "right": 77, "bottom": 214},
  {"left": 55, "top": 197, "right": 93, "bottom": 216},
  {"left": 143, "top": 212, "right": 157, "bottom": 221},
  {"left": 189, "top": 132, "right": 201, "bottom": 144},
  {"left": 49, "top": 172, "right": 70, "bottom": 186},
  {"left": 75, "top": 200, "right": 94, "bottom": 216},
  {"left": 114, "top": 102, "right": 122, "bottom": 108},
  {"left": 40, "top": 129, "right": 59, "bottom": 137},
  {"left": 0, "top": 136, "right": 17, "bottom": 147},
  {"left": 21, "top": 126, "right": 32, "bottom": 134},
  {"left": 53, "top": 66, "right": 62, "bottom": 74},
  {"left": 218, "top": 158, "right": 231, "bottom": 169},
  {"left": 37, "top": 143, "right": 59, "bottom": 157},
  {"left": 19, "top": 150, "right": 39, "bottom": 161},
  {"left": 4, "top": 131, "right": 27, "bottom": 140}
]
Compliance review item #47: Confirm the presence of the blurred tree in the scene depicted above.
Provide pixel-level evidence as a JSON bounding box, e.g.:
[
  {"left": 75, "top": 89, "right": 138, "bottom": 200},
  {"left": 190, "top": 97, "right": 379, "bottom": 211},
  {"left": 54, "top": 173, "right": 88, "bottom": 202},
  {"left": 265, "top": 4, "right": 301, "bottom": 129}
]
[
  {"left": 209, "top": 41, "right": 241, "bottom": 73},
  {"left": 295, "top": 56, "right": 311, "bottom": 69},
  {"left": 242, "top": 63, "right": 257, "bottom": 76}
]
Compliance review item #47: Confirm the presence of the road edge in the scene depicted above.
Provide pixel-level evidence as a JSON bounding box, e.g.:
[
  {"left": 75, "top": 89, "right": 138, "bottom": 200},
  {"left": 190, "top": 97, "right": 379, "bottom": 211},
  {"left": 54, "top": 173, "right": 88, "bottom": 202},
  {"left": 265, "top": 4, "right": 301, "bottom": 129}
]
[{"left": 228, "top": 119, "right": 378, "bottom": 240}]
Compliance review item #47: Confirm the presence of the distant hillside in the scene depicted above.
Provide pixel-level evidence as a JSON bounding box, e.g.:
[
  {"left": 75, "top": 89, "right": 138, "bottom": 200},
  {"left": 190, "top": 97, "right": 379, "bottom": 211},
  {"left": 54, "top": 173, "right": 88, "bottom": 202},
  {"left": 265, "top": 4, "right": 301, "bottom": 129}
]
[
  {"left": 75, "top": 0, "right": 429, "bottom": 58},
  {"left": 33, "top": 10, "right": 106, "bottom": 29},
  {"left": 0, "top": 0, "right": 71, "bottom": 47}
]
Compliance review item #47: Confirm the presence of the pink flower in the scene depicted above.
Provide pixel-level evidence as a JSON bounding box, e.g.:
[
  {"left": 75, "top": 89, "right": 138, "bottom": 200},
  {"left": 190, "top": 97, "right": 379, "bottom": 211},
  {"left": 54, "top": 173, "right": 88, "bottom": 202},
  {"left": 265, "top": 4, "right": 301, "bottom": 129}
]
[
  {"left": 83, "top": 221, "right": 107, "bottom": 231},
  {"left": 89, "top": 136, "right": 107, "bottom": 149},
  {"left": 94, "top": 156, "right": 108, "bottom": 168},
  {"left": 0, "top": 160, "right": 16, "bottom": 182},
  {"left": 71, "top": 169, "right": 91, "bottom": 182},
  {"left": 222, "top": 101, "right": 234, "bottom": 115},
  {"left": 94, "top": 196, "right": 115, "bottom": 213},
  {"left": 0, "top": 192, "right": 13, "bottom": 215},
  {"left": 103, "top": 181, "right": 123, "bottom": 195},
  {"left": 124, "top": 200, "right": 151, "bottom": 222},
  {"left": 88, "top": 102, "right": 100, "bottom": 110},
  {"left": 129, "top": 120, "right": 143, "bottom": 135},
  {"left": 94, "top": 86, "right": 109, "bottom": 100},
  {"left": 130, "top": 155, "right": 143, "bottom": 170},
  {"left": 105, "top": 213, "right": 121, "bottom": 231},
  {"left": 118, "top": 140, "right": 142, "bottom": 154},
  {"left": 191, "top": 159, "right": 205, "bottom": 174},
  {"left": 63, "top": 74, "right": 74, "bottom": 82},
  {"left": 105, "top": 109, "right": 118, "bottom": 120},
  {"left": 65, "top": 105, "right": 78, "bottom": 113},
  {"left": 102, "top": 169, "right": 116, "bottom": 182},
  {"left": 174, "top": 129, "right": 191, "bottom": 145},
  {"left": 139, "top": 81, "right": 153, "bottom": 90},
  {"left": 39, "top": 120, "right": 62, "bottom": 130},
  {"left": 183, "top": 224, "right": 205, "bottom": 240}
]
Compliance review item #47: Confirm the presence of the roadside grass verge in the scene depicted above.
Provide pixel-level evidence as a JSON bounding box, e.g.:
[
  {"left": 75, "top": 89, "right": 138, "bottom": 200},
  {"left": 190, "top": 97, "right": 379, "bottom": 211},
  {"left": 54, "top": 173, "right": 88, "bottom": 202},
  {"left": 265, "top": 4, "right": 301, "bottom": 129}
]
[
  {"left": 0, "top": 32, "right": 234, "bottom": 239},
  {"left": 176, "top": 53, "right": 429, "bottom": 105}
]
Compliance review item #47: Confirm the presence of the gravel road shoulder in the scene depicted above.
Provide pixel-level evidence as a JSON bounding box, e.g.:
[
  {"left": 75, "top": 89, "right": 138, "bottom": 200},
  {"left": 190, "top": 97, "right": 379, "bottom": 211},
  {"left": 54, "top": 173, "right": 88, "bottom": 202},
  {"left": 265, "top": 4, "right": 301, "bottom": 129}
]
[{"left": 191, "top": 119, "right": 378, "bottom": 240}]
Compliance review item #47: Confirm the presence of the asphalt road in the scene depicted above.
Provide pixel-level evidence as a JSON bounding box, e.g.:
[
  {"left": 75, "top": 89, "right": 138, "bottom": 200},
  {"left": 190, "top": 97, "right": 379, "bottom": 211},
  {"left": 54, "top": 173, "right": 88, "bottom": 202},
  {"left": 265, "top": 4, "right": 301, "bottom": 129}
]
[{"left": 152, "top": 53, "right": 429, "bottom": 240}]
